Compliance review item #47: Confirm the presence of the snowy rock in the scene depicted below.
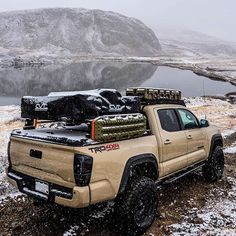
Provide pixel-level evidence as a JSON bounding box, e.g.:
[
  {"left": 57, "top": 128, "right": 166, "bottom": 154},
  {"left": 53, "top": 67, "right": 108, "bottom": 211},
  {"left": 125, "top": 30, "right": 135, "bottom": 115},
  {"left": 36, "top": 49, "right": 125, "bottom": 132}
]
[
  {"left": 0, "top": 8, "right": 161, "bottom": 57},
  {"left": 224, "top": 143, "right": 236, "bottom": 154}
]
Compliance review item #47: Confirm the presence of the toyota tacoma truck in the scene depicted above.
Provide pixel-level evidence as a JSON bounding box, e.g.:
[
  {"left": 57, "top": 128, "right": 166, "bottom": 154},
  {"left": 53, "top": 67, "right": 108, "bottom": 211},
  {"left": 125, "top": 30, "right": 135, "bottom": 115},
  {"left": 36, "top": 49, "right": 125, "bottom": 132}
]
[{"left": 6, "top": 88, "right": 224, "bottom": 235}]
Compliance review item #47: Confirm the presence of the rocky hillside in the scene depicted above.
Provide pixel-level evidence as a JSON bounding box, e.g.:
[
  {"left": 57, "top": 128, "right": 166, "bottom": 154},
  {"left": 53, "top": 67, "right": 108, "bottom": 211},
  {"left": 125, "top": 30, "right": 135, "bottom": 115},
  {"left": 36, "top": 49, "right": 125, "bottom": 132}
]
[{"left": 0, "top": 8, "right": 161, "bottom": 57}]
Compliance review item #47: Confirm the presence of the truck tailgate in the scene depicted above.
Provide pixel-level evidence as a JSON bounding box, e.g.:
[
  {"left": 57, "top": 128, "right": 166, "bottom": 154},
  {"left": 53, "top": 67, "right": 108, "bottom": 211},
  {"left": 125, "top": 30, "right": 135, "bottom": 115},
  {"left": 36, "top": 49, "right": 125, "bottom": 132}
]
[{"left": 10, "top": 136, "right": 75, "bottom": 187}]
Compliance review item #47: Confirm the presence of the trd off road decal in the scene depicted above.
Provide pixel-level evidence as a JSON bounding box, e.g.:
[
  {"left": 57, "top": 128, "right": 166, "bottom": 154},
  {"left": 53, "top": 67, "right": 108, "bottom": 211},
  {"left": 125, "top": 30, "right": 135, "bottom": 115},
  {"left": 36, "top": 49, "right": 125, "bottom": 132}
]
[{"left": 89, "top": 143, "right": 120, "bottom": 153}]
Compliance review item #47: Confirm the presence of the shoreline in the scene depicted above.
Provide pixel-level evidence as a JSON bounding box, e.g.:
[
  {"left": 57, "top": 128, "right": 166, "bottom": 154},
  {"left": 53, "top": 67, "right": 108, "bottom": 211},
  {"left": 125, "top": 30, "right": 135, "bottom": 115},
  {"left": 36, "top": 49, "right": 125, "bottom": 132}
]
[{"left": 1, "top": 55, "right": 236, "bottom": 87}]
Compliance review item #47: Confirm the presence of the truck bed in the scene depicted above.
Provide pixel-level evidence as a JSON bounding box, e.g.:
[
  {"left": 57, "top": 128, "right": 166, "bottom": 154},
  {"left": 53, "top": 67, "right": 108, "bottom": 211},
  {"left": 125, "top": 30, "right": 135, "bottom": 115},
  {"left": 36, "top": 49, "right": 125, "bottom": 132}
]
[{"left": 11, "top": 125, "right": 94, "bottom": 146}]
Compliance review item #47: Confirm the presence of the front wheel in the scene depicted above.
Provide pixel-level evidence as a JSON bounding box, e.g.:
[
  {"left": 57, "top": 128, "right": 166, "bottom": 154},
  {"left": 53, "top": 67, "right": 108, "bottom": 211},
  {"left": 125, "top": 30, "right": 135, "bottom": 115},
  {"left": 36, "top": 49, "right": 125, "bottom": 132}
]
[
  {"left": 114, "top": 177, "right": 158, "bottom": 235},
  {"left": 202, "top": 146, "right": 224, "bottom": 182}
]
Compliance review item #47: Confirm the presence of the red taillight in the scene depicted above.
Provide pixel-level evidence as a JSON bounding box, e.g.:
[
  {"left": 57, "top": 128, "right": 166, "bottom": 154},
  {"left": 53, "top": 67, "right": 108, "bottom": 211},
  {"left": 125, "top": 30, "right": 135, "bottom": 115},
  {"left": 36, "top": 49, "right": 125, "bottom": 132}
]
[{"left": 74, "top": 154, "right": 93, "bottom": 187}]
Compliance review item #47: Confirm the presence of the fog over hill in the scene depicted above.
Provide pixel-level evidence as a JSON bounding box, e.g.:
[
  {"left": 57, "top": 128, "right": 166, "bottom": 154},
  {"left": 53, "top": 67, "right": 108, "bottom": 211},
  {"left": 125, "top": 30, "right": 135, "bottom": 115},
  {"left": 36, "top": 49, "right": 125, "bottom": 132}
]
[
  {"left": 0, "top": 8, "right": 161, "bottom": 57},
  {"left": 157, "top": 27, "right": 236, "bottom": 57}
]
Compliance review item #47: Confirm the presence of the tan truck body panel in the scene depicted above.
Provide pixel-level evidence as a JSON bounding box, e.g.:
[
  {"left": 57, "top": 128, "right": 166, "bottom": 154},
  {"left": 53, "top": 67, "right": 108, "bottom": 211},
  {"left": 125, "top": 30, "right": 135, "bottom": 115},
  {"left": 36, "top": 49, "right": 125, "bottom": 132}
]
[{"left": 7, "top": 104, "right": 221, "bottom": 208}]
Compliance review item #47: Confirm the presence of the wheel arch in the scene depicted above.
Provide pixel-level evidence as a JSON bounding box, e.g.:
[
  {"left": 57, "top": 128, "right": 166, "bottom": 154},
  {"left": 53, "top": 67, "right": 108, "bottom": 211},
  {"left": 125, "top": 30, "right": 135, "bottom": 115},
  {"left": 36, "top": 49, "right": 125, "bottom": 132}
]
[
  {"left": 118, "top": 154, "right": 159, "bottom": 195},
  {"left": 208, "top": 134, "right": 223, "bottom": 158}
]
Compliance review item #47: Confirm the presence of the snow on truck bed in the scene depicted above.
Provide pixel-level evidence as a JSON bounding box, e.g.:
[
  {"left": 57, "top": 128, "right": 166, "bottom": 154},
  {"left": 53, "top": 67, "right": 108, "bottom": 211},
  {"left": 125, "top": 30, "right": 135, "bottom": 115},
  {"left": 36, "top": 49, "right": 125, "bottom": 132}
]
[{"left": 11, "top": 126, "right": 92, "bottom": 146}]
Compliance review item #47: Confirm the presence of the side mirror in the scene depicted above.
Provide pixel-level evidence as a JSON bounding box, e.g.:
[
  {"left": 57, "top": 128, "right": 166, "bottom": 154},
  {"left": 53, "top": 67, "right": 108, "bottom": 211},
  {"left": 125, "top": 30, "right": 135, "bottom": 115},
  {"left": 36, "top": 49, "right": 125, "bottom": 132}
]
[{"left": 200, "top": 119, "right": 209, "bottom": 128}]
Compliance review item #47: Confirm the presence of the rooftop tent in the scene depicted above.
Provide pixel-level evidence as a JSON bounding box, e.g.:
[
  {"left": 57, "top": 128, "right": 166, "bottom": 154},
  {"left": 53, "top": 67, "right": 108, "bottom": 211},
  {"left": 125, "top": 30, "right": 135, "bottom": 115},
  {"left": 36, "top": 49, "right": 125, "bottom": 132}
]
[{"left": 21, "top": 89, "right": 141, "bottom": 123}]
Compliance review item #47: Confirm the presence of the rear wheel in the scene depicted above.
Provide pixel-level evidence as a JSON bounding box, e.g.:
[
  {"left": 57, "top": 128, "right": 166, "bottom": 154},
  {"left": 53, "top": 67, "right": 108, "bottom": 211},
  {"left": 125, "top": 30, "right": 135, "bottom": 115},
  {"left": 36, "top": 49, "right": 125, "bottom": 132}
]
[
  {"left": 202, "top": 146, "right": 224, "bottom": 182},
  {"left": 114, "top": 177, "right": 158, "bottom": 235}
]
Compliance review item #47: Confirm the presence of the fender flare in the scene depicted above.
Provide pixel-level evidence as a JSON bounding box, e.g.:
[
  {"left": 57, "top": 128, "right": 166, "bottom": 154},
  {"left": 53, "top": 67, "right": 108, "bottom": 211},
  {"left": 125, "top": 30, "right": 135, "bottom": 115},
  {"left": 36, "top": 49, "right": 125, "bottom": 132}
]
[
  {"left": 118, "top": 154, "right": 158, "bottom": 194},
  {"left": 208, "top": 134, "right": 223, "bottom": 158}
]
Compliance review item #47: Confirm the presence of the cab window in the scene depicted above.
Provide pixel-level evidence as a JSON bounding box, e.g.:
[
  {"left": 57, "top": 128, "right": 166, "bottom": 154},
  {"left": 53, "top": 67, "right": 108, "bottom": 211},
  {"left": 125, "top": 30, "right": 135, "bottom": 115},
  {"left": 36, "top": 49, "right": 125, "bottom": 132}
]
[
  {"left": 177, "top": 109, "right": 199, "bottom": 129},
  {"left": 157, "top": 109, "right": 181, "bottom": 132}
]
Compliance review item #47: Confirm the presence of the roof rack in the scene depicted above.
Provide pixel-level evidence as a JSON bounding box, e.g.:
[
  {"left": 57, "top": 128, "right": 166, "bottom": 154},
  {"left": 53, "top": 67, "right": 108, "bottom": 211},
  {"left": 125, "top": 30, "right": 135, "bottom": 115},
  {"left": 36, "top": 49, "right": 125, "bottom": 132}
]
[{"left": 126, "top": 87, "right": 185, "bottom": 106}]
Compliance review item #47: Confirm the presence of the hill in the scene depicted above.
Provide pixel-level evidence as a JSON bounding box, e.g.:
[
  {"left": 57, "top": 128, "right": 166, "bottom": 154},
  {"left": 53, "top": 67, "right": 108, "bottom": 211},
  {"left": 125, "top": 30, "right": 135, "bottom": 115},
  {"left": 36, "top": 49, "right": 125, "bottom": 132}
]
[{"left": 0, "top": 8, "right": 161, "bottom": 57}]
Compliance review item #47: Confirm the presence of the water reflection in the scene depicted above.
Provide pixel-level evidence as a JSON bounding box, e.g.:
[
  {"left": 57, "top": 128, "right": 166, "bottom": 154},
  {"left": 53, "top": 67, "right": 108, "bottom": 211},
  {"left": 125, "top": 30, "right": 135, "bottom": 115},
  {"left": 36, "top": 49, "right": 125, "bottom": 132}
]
[
  {"left": 0, "top": 62, "right": 235, "bottom": 106},
  {"left": 0, "top": 62, "right": 157, "bottom": 97},
  {"left": 141, "top": 66, "right": 236, "bottom": 97}
]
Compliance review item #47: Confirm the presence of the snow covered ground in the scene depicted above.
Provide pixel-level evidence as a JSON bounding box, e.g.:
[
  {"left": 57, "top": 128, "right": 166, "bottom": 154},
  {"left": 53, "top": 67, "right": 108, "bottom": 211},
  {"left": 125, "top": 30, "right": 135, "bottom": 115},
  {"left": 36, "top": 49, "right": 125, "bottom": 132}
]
[
  {"left": 163, "top": 97, "right": 236, "bottom": 236},
  {"left": 170, "top": 175, "right": 236, "bottom": 235},
  {"left": 0, "top": 106, "right": 21, "bottom": 200},
  {"left": 186, "top": 97, "right": 236, "bottom": 133},
  {"left": 0, "top": 105, "right": 20, "bottom": 123},
  {"left": 225, "top": 144, "right": 236, "bottom": 154}
]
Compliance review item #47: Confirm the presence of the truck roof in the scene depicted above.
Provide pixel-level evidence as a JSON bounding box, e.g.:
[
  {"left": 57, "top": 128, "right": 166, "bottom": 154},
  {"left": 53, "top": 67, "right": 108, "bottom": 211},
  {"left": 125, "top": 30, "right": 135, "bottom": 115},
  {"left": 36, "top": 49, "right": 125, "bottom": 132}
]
[{"left": 144, "top": 104, "right": 186, "bottom": 109}]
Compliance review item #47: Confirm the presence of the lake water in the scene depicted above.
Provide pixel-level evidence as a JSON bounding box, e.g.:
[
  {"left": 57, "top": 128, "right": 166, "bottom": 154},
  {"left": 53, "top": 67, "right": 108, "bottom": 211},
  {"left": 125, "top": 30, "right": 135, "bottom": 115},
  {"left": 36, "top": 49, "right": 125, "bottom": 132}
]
[
  {"left": 141, "top": 66, "right": 236, "bottom": 97},
  {"left": 0, "top": 97, "right": 21, "bottom": 106},
  {"left": 0, "top": 62, "right": 235, "bottom": 105}
]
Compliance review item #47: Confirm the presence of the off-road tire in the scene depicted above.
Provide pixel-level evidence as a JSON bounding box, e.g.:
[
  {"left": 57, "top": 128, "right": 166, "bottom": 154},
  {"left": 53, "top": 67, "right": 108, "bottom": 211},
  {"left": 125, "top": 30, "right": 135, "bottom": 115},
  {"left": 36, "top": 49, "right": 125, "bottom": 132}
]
[
  {"left": 113, "top": 177, "right": 158, "bottom": 235},
  {"left": 202, "top": 146, "right": 224, "bottom": 182}
]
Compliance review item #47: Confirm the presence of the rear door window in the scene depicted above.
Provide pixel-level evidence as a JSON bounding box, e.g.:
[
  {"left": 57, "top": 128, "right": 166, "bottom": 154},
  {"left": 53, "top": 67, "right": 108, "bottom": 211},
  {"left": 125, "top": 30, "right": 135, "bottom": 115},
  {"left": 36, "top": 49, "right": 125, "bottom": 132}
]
[{"left": 157, "top": 109, "right": 181, "bottom": 132}]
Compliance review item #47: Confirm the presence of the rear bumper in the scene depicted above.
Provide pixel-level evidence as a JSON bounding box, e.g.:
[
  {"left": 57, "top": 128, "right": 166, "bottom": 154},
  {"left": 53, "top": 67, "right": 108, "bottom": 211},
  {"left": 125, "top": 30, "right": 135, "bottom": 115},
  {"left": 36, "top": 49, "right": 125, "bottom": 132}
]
[{"left": 7, "top": 169, "right": 90, "bottom": 208}]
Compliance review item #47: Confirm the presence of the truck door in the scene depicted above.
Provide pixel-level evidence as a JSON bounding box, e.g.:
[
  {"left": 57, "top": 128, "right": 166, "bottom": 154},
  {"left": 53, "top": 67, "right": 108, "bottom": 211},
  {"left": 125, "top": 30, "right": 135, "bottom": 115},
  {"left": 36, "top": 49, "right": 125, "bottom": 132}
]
[
  {"left": 176, "top": 109, "right": 207, "bottom": 165},
  {"left": 156, "top": 109, "right": 188, "bottom": 176}
]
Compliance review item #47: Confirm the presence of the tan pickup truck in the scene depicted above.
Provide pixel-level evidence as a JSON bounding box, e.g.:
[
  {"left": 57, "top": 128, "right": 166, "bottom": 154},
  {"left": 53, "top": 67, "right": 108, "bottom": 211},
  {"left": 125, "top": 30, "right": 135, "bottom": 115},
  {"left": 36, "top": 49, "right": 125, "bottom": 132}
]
[{"left": 7, "top": 88, "right": 224, "bottom": 234}]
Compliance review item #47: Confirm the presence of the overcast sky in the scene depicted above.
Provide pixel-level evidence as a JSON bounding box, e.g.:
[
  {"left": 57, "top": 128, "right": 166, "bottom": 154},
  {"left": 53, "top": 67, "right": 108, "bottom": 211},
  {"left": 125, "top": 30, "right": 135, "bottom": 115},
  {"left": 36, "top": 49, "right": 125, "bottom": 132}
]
[{"left": 1, "top": 0, "right": 235, "bottom": 41}]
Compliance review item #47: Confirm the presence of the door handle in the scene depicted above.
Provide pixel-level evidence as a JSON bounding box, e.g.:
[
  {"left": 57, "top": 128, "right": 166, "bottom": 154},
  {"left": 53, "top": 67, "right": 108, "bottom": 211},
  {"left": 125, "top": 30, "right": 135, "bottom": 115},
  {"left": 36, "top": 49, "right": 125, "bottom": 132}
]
[
  {"left": 164, "top": 139, "right": 172, "bottom": 144},
  {"left": 187, "top": 135, "right": 192, "bottom": 140}
]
